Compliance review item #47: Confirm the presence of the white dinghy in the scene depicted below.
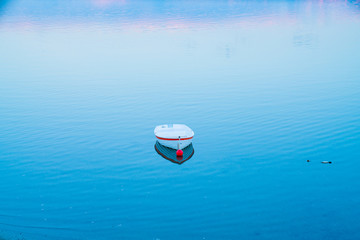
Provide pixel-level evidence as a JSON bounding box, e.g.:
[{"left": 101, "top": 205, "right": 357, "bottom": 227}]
[{"left": 154, "top": 124, "right": 194, "bottom": 150}]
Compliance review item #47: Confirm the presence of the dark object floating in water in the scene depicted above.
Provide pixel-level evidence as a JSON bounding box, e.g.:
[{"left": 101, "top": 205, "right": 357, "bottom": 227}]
[
  {"left": 307, "top": 160, "right": 310, "bottom": 162},
  {"left": 155, "top": 141, "right": 194, "bottom": 165},
  {"left": 321, "top": 161, "right": 332, "bottom": 164}
]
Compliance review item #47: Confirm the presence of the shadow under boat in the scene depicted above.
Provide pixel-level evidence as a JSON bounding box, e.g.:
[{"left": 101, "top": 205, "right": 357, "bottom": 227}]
[{"left": 155, "top": 141, "right": 194, "bottom": 165}]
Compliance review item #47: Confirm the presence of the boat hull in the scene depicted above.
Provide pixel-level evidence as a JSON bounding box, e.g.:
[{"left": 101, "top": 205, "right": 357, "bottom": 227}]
[
  {"left": 157, "top": 138, "right": 192, "bottom": 150},
  {"left": 155, "top": 141, "right": 194, "bottom": 165},
  {"left": 154, "top": 124, "right": 194, "bottom": 150}
]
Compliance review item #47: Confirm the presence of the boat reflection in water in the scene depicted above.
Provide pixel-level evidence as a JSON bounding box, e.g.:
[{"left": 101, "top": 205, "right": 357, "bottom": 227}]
[{"left": 155, "top": 141, "right": 195, "bottom": 165}]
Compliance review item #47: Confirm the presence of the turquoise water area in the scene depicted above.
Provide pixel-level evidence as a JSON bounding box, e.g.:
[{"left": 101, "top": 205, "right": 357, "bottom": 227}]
[{"left": 1, "top": 0, "right": 360, "bottom": 239}]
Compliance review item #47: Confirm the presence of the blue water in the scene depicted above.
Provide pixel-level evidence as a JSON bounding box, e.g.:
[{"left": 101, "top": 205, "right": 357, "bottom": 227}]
[{"left": 1, "top": 0, "right": 360, "bottom": 239}]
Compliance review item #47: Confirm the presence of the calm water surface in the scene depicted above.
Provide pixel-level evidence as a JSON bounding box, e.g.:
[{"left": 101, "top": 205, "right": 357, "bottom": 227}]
[{"left": 1, "top": 0, "right": 360, "bottom": 239}]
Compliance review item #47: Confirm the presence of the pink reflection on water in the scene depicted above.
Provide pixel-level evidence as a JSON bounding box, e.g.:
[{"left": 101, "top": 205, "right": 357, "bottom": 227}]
[
  {"left": 92, "top": 0, "right": 127, "bottom": 7},
  {"left": 0, "top": 0, "right": 359, "bottom": 31}
]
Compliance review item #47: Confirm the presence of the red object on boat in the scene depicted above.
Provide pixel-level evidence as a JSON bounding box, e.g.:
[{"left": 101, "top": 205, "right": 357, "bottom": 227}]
[{"left": 176, "top": 149, "right": 183, "bottom": 156}]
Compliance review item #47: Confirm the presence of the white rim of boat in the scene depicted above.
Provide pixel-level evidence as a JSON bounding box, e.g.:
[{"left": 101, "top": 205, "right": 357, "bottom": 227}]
[{"left": 155, "top": 136, "right": 193, "bottom": 141}]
